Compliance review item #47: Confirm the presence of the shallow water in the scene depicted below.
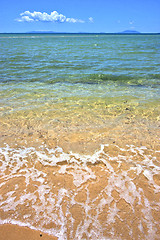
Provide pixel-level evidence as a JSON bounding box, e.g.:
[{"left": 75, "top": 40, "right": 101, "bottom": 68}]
[{"left": 0, "top": 34, "right": 160, "bottom": 239}]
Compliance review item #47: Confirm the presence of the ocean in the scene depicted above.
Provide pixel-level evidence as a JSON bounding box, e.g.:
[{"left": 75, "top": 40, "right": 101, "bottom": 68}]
[{"left": 0, "top": 33, "right": 160, "bottom": 239}]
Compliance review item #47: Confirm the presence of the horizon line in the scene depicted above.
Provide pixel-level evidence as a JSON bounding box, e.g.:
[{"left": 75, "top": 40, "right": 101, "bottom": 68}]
[{"left": 0, "top": 31, "right": 160, "bottom": 34}]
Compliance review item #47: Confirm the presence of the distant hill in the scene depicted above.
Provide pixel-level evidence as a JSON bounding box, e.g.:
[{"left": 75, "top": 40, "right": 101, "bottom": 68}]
[
  {"left": 27, "top": 31, "right": 56, "bottom": 33},
  {"left": 119, "top": 30, "right": 141, "bottom": 34},
  {"left": 23, "top": 30, "right": 160, "bottom": 35}
]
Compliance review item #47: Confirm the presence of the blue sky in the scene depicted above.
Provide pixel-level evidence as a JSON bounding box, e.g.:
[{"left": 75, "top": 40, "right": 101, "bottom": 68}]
[{"left": 0, "top": 0, "right": 160, "bottom": 33}]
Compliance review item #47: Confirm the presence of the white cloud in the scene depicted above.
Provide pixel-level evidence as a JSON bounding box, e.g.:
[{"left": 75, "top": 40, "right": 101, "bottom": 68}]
[
  {"left": 16, "top": 11, "right": 85, "bottom": 23},
  {"left": 19, "top": 15, "right": 34, "bottom": 22},
  {"left": 89, "top": 17, "right": 94, "bottom": 23}
]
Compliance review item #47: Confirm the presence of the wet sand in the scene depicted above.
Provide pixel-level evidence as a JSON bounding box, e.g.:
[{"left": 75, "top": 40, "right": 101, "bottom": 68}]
[
  {"left": 0, "top": 224, "right": 57, "bottom": 240},
  {"left": 0, "top": 142, "right": 160, "bottom": 239}
]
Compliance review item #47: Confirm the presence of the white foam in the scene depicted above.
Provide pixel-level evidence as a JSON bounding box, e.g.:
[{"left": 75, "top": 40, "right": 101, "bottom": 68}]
[
  {"left": 143, "top": 169, "right": 153, "bottom": 182},
  {"left": 0, "top": 143, "right": 160, "bottom": 239}
]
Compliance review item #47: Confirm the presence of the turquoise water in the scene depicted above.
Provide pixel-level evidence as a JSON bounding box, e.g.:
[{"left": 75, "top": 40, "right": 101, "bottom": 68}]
[
  {"left": 0, "top": 34, "right": 160, "bottom": 116},
  {"left": 0, "top": 34, "right": 160, "bottom": 83}
]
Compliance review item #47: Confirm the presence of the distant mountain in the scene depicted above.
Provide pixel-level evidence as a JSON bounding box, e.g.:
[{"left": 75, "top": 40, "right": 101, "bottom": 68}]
[
  {"left": 27, "top": 31, "right": 56, "bottom": 33},
  {"left": 24, "top": 30, "right": 160, "bottom": 35},
  {"left": 119, "top": 30, "right": 141, "bottom": 34}
]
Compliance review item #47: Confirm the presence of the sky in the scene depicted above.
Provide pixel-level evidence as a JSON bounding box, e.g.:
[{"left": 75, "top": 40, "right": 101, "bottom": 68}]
[{"left": 0, "top": 0, "right": 160, "bottom": 33}]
